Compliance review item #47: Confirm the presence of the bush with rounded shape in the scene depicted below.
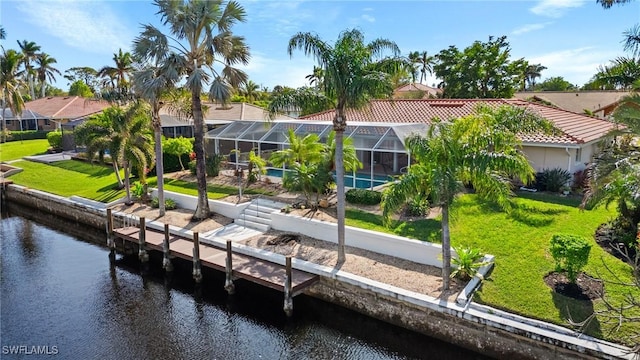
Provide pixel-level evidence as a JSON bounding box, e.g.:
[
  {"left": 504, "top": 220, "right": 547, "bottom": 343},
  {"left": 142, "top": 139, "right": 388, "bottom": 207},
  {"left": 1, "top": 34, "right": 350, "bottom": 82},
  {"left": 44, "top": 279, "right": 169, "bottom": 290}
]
[
  {"left": 450, "top": 246, "right": 491, "bottom": 280},
  {"left": 46, "top": 130, "right": 62, "bottom": 150},
  {"left": 346, "top": 188, "right": 382, "bottom": 205},
  {"left": 549, "top": 234, "right": 592, "bottom": 283}
]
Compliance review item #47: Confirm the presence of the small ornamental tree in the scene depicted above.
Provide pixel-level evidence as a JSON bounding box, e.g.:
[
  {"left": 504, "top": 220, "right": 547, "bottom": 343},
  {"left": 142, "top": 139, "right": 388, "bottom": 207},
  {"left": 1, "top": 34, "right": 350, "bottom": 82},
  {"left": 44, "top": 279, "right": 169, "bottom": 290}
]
[
  {"left": 550, "top": 234, "right": 592, "bottom": 283},
  {"left": 163, "top": 137, "right": 193, "bottom": 171}
]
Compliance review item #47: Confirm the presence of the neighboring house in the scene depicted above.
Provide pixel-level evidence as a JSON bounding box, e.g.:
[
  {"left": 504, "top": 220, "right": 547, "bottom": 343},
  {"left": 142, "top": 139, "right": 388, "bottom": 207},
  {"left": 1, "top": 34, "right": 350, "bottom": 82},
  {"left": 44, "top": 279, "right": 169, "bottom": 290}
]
[
  {"left": 298, "top": 99, "right": 618, "bottom": 175},
  {"left": 162, "top": 102, "right": 294, "bottom": 139},
  {"left": 1, "top": 96, "right": 110, "bottom": 132},
  {"left": 514, "top": 91, "right": 630, "bottom": 118},
  {"left": 393, "top": 83, "right": 442, "bottom": 99}
]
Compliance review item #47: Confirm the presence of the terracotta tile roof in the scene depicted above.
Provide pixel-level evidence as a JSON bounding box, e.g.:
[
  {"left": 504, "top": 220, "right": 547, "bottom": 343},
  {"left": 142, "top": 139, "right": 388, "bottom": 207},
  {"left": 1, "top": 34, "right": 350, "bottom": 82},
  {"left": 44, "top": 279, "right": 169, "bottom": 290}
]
[
  {"left": 203, "top": 102, "right": 294, "bottom": 121},
  {"left": 300, "top": 99, "right": 618, "bottom": 146},
  {"left": 25, "top": 96, "right": 110, "bottom": 120},
  {"left": 513, "top": 91, "right": 630, "bottom": 115}
]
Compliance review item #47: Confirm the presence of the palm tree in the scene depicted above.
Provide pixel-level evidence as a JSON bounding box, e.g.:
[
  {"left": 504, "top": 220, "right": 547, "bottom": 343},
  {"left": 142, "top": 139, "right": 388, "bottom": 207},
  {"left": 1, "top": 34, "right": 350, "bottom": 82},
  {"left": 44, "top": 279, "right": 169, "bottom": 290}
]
[
  {"left": 17, "top": 40, "right": 41, "bottom": 100},
  {"left": 0, "top": 26, "right": 6, "bottom": 40},
  {"left": 305, "top": 66, "right": 324, "bottom": 89},
  {"left": 131, "top": 61, "right": 180, "bottom": 216},
  {"left": 525, "top": 63, "right": 547, "bottom": 90},
  {"left": 381, "top": 105, "right": 555, "bottom": 290},
  {"left": 98, "top": 49, "right": 134, "bottom": 95},
  {"left": 269, "top": 29, "right": 403, "bottom": 263},
  {"left": 240, "top": 80, "right": 259, "bottom": 102},
  {"left": 35, "top": 53, "right": 61, "bottom": 99},
  {"left": 409, "top": 51, "right": 435, "bottom": 84},
  {"left": 594, "top": 57, "right": 640, "bottom": 90},
  {"left": 75, "top": 103, "right": 154, "bottom": 203},
  {"left": 623, "top": 24, "right": 640, "bottom": 57},
  {"left": 0, "top": 49, "right": 25, "bottom": 139},
  {"left": 133, "top": 0, "right": 250, "bottom": 220},
  {"left": 269, "top": 128, "right": 325, "bottom": 168}
]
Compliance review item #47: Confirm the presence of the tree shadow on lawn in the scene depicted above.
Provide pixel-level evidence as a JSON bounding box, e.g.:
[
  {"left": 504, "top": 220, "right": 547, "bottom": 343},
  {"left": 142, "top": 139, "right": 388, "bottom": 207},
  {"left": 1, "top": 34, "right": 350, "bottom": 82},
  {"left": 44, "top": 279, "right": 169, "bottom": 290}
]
[
  {"left": 346, "top": 209, "right": 442, "bottom": 243},
  {"left": 475, "top": 200, "right": 569, "bottom": 227},
  {"left": 51, "top": 160, "right": 114, "bottom": 178},
  {"left": 550, "top": 290, "right": 602, "bottom": 339},
  {"left": 94, "top": 183, "right": 126, "bottom": 203}
]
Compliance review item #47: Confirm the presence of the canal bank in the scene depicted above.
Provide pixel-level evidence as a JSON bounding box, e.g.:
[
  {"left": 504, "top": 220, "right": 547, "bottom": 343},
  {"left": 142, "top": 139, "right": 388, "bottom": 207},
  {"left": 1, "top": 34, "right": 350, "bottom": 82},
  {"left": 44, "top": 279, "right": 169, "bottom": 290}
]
[{"left": 3, "top": 184, "right": 633, "bottom": 360}]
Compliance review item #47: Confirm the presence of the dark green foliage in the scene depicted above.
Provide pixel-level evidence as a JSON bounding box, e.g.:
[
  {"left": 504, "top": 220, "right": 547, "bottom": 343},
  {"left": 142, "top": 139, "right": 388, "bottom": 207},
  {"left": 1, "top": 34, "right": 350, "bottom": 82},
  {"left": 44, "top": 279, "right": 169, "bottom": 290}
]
[
  {"left": 4, "top": 130, "right": 48, "bottom": 141},
  {"left": 188, "top": 160, "right": 197, "bottom": 175},
  {"left": 346, "top": 188, "right": 382, "bottom": 205},
  {"left": 152, "top": 197, "right": 177, "bottom": 210},
  {"left": 451, "top": 246, "right": 490, "bottom": 280},
  {"left": 206, "top": 153, "right": 224, "bottom": 177},
  {"left": 46, "top": 130, "right": 62, "bottom": 150},
  {"left": 549, "top": 234, "right": 592, "bottom": 283},
  {"left": 406, "top": 196, "right": 430, "bottom": 217},
  {"left": 536, "top": 168, "right": 572, "bottom": 192}
]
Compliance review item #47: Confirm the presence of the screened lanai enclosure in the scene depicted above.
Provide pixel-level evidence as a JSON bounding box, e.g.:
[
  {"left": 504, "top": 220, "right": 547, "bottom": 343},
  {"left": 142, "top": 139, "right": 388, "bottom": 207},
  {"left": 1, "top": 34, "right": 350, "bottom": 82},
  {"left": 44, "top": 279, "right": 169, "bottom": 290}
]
[{"left": 205, "top": 121, "right": 429, "bottom": 189}]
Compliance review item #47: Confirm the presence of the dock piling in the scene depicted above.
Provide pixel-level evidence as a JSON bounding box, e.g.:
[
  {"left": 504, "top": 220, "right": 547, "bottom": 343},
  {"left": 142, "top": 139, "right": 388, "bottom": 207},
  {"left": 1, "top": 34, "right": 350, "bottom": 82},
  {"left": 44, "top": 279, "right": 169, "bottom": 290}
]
[
  {"left": 106, "top": 209, "right": 115, "bottom": 250},
  {"left": 138, "top": 217, "right": 149, "bottom": 263},
  {"left": 225, "top": 240, "right": 235, "bottom": 294},
  {"left": 192, "top": 232, "right": 202, "bottom": 283},
  {"left": 283, "top": 256, "right": 293, "bottom": 316},
  {"left": 162, "top": 224, "right": 173, "bottom": 272}
]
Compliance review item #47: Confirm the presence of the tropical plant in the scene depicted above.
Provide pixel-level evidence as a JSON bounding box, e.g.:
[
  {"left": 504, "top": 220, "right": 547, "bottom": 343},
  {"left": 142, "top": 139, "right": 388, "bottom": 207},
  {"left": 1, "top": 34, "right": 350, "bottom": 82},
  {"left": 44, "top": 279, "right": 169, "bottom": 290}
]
[
  {"left": 134, "top": 0, "right": 250, "bottom": 220},
  {"left": 345, "top": 188, "right": 382, "bottom": 205},
  {"left": 74, "top": 103, "right": 154, "bottom": 203},
  {"left": 152, "top": 196, "right": 177, "bottom": 210},
  {"left": 524, "top": 63, "right": 547, "bottom": 90},
  {"left": 0, "top": 48, "right": 25, "bottom": 140},
  {"left": 549, "top": 234, "right": 592, "bottom": 283},
  {"left": 163, "top": 137, "right": 193, "bottom": 170},
  {"left": 408, "top": 50, "right": 435, "bottom": 84},
  {"left": 239, "top": 80, "right": 259, "bottom": 103},
  {"left": 34, "top": 53, "right": 61, "bottom": 99},
  {"left": 269, "top": 28, "right": 403, "bottom": 263},
  {"left": 305, "top": 66, "right": 324, "bottom": 89},
  {"left": 434, "top": 35, "right": 528, "bottom": 98},
  {"left": 0, "top": 26, "right": 5, "bottom": 40},
  {"left": 382, "top": 104, "right": 555, "bottom": 290},
  {"left": 17, "top": 40, "right": 41, "bottom": 100},
  {"left": 68, "top": 80, "right": 94, "bottom": 97},
  {"left": 98, "top": 49, "right": 134, "bottom": 95},
  {"left": 537, "top": 167, "right": 572, "bottom": 192},
  {"left": 450, "top": 246, "right": 490, "bottom": 281},
  {"left": 247, "top": 150, "right": 266, "bottom": 183},
  {"left": 206, "top": 153, "right": 224, "bottom": 177},
  {"left": 269, "top": 128, "right": 324, "bottom": 168}
]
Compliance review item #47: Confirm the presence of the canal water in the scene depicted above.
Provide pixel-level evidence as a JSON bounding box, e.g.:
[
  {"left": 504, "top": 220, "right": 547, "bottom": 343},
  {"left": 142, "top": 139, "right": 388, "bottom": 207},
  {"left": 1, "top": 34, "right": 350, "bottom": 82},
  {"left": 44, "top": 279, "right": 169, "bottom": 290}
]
[{"left": 1, "top": 205, "right": 490, "bottom": 360}]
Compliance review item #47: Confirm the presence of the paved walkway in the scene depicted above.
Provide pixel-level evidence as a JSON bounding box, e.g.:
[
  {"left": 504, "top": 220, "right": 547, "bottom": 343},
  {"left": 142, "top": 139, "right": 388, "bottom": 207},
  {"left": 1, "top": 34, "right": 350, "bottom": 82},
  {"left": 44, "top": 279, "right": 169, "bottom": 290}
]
[{"left": 23, "top": 152, "right": 74, "bottom": 164}]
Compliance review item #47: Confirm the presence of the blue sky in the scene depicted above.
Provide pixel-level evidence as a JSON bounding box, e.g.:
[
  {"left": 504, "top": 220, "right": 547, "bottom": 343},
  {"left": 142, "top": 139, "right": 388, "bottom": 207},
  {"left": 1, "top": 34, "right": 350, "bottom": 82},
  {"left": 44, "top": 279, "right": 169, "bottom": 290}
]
[{"left": 2, "top": 0, "right": 639, "bottom": 92}]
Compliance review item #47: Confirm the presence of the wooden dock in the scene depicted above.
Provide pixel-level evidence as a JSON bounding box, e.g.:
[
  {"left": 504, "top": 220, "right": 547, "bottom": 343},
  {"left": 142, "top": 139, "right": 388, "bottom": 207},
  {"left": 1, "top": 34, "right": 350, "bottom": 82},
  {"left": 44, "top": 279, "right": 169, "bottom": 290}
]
[{"left": 107, "top": 209, "right": 318, "bottom": 315}]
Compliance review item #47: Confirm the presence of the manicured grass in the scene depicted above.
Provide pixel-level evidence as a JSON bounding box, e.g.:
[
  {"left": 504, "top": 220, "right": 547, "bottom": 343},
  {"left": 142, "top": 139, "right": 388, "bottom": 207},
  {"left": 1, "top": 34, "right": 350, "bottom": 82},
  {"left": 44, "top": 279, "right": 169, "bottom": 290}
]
[
  {"left": 0, "top": 139, "right": 50, "bottom": 161},
  {"left": 9, "top": 160, "right": 125, "bottom": 202},
  {"left": 346, "top": 192, "right": 639, "bottom": 344},
  {"left": 9, "top": 159, "right": 275, "bottom": 203}
]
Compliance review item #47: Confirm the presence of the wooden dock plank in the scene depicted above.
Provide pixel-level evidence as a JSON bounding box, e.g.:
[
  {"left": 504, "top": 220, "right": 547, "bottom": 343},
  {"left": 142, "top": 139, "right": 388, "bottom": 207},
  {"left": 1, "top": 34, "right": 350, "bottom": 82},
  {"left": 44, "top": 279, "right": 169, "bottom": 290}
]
[{"left": 113, "top": 227, "right": 318, "bottom": 295}]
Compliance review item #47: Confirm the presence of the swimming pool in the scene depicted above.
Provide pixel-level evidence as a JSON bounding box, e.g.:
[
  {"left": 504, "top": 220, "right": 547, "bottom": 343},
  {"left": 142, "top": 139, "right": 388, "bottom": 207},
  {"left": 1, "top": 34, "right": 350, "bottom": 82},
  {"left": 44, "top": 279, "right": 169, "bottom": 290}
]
[{"left": 266, "top": 168, "right": 391, "bottom": 189}]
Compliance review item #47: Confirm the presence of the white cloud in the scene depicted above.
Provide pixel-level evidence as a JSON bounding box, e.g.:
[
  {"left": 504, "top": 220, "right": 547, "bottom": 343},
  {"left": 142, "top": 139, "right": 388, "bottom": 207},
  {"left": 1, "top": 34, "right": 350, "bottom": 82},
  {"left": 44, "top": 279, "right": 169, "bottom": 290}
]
[
  {"left": 528, "top": 47, "right": 618, "bottom": 85},
  {"left": 361, "top": 14, "right": 376, "bottom": 23},
  {"left": 16, "top": 0, "right": 131, "bottom": 55},
  {"left": 512, "top": 23, "right": 551, "bottom": 35},
  {"left": 530, "top": 0, "right": 585, "bottom": 18}
]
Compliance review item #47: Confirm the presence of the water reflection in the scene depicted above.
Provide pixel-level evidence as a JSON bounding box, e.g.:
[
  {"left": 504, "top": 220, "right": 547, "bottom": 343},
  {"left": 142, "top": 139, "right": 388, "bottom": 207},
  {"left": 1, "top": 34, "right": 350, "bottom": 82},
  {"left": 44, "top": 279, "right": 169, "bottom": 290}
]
[{"left": 1, "top": 207, "right": 490, "bottom": 360}]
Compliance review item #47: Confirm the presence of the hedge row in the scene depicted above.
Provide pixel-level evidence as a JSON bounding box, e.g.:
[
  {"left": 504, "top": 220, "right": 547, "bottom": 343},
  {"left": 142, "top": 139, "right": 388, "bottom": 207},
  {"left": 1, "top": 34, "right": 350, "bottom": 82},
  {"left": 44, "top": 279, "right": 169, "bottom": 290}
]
[{"left": 2, "top": 130, "right": 49, "bottom": 142}]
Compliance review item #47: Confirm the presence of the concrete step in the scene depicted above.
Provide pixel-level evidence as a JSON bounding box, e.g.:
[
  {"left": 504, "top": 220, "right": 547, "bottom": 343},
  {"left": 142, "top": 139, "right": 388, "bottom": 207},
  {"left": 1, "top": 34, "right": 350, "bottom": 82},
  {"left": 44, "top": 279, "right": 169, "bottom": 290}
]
[
  {"left": 234, "top": 218, "right": 270, "bottom": 232},
  {"left": 239, "top": 214, "right": 271, "bottom": 226},
  {"left": 243, "top": 205, "right": 276, "bottom": 219}
]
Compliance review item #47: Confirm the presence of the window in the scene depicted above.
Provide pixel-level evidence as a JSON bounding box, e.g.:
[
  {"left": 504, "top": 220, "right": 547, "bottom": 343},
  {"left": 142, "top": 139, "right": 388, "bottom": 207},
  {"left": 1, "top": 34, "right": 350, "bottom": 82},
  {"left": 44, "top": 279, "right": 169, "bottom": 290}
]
[{"left": 575, "top": 148, "right": 582, "bottom": 163}]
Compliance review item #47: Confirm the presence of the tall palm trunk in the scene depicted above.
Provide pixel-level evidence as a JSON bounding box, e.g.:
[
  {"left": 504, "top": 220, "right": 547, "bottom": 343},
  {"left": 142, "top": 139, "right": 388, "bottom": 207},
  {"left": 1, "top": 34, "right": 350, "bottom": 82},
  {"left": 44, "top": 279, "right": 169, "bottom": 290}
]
[
  {"left": 152, "top": 105, "right": 165, "bottom": 216},
  {"left": 112, "top": 160, "right": 124, "bottom": 188},
  {"left": 40, "top": 81, "right": 46, "bottom": 99},
  {"left": 335, "top": 112, "right": 347, "bottom": 264},
  {"left": 28, "top": 74, "right": 35, "bottom": 101},
  {"left": 192, "top": 91, "right": 210, "bottom": 220},
  {"left": 441, "top": 202, "right": 451, "bottom": 290},
  {"left": 124, "top": 160, "right": 132, "bottom": 205}
]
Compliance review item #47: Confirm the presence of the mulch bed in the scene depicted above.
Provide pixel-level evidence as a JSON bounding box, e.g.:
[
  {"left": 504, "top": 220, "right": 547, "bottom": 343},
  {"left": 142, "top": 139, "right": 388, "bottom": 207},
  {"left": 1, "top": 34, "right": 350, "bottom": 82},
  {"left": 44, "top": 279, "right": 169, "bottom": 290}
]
[{"left": 544, "top": 272, "right": 604, "bottom": 301}]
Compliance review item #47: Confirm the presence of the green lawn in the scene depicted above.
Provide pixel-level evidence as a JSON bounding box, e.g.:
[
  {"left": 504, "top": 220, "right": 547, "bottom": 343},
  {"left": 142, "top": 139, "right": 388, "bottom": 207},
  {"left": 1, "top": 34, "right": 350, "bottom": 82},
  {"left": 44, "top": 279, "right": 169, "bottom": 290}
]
[
  {"left": 348, "top": 192, "right": 639, "bottom": 345},
  {"left": 148, "top": 177, "right": 275, "bottom": 199},
  {"left": 0, "top": 139, "right": 50, "bottom": 161}
]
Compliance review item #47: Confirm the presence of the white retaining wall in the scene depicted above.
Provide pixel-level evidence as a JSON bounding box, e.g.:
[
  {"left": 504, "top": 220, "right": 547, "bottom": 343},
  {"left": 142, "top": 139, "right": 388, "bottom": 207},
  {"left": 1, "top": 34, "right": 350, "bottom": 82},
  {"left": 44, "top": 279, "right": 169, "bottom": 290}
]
[
  {"left": 271, "top": 212, "right": 456, "bottom": 268},
  {"left": 149, "top": 188, "right": 250, "bottom": 219}
]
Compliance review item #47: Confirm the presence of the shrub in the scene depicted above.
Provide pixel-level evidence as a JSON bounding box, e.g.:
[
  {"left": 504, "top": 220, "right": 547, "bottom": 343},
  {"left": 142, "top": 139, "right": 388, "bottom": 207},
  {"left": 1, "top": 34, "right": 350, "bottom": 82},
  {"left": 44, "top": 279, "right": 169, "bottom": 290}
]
[
  {"left": 451, "top": 246, "right": 491, "bottom": 280},
  {"left": 46, "top": 130, "right": 62, "bottom": 150},
  {"left": 406, "top": 196, "right": 430, "bottom": 217},
  {"left": 131, "top": 182, "right": 147, "bottom": 200},
  {"left": 188, "top": 160, "right": 197, "bottom": 175},
  {"left": 4, "top": 130, "right": 48, "bottom": 142},
  {"left": 536, "top": 168, "right": 572, "bottom": 192},
  {"left": 549, "top": 234, "right": 592, "bottom": 283},
  {"left": 151, "top": 197, "right": 177, "bottom": 210},
  {"left": 206, "top": 153, "right": 224, "bottom": 177},
  {"left": 346, "top": 188, "right": 382, "bottom": 205}
]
